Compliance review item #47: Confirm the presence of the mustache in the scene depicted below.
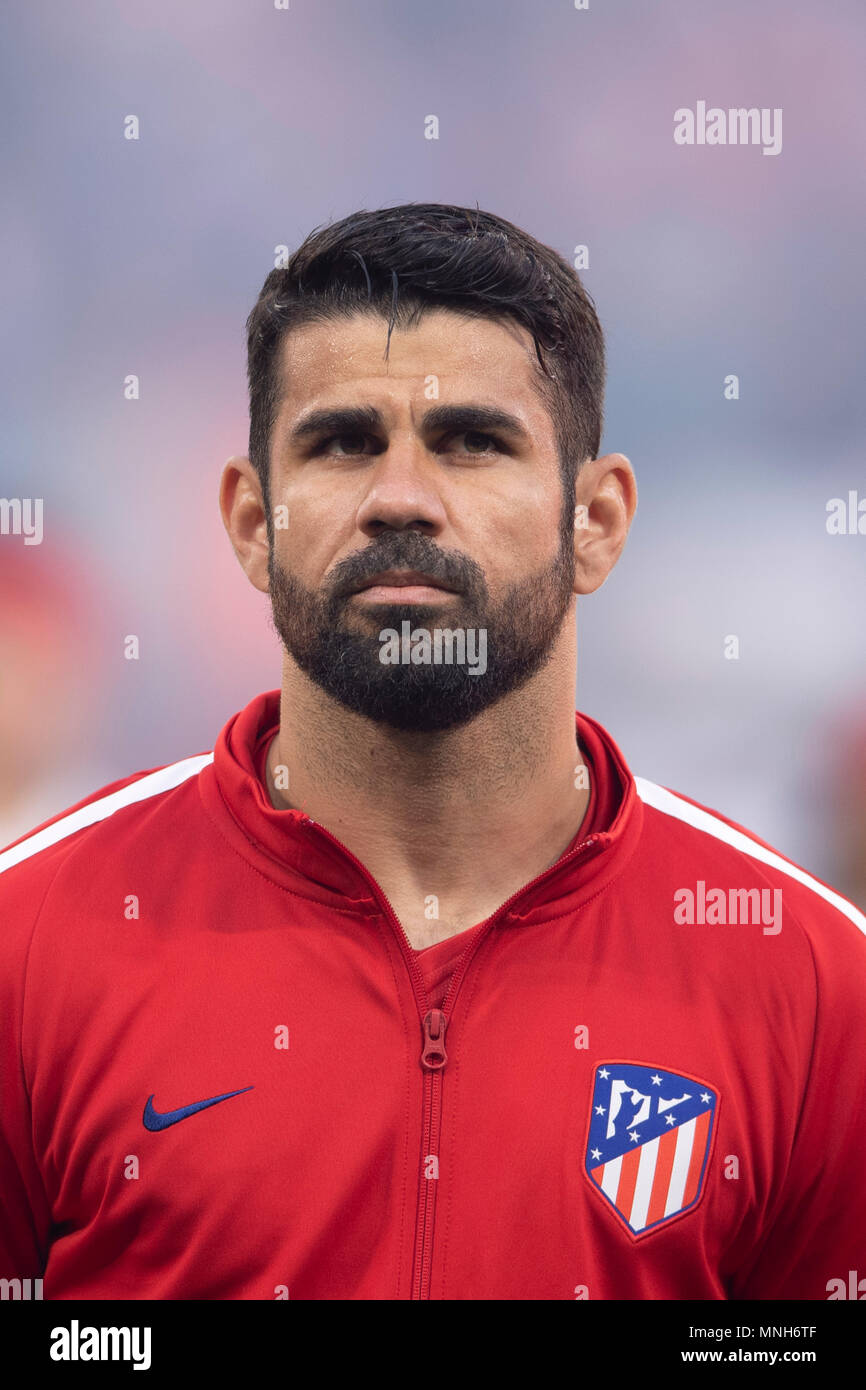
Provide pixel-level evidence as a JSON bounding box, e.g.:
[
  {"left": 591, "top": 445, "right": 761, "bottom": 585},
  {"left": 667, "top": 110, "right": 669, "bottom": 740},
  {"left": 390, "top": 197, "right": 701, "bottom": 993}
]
[{"left": 327, "top": 536, "right": 484, "bottom": 600}]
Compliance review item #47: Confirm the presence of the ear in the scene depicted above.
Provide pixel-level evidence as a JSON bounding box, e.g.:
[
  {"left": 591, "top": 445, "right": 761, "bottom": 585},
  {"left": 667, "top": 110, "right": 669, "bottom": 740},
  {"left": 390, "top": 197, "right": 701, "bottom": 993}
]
[
  {"left": 219, "top": 455, "right": 270, "bottom": 595},
  {"left": 572, "top": 453, "right": 637, "bottom": 595}
]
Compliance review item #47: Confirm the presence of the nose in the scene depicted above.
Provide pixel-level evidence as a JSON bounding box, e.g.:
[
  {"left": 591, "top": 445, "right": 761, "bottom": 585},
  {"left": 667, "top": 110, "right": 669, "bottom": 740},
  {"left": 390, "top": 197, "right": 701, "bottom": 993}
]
[{"left": 354, "top": 437, "right": 449, "bottom": 538}]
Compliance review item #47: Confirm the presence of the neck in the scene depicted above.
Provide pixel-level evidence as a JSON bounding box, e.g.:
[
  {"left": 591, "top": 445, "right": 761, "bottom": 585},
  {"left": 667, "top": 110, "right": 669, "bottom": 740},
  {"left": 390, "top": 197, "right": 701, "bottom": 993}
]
[{"left": 265, "top": 629, "right": 590, "bottom": 941}]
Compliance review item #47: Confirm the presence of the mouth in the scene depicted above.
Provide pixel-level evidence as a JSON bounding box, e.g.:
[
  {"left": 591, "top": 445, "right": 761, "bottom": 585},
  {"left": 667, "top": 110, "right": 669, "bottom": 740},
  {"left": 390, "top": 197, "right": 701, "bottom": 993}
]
[{"left": 348, "top": 569, "right": 460, "bottom": 604}]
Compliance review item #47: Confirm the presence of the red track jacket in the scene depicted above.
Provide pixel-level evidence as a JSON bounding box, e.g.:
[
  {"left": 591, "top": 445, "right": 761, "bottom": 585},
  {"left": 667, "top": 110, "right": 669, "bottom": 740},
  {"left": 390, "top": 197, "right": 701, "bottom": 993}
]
[{"left": 2, "top": 689, "right": 865, "bottom": 1300}]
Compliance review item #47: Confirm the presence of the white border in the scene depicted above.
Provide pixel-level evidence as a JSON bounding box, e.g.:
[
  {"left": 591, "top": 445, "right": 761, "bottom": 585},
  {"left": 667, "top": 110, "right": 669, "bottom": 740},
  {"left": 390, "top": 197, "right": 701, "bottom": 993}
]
[
  {"left": 0, "top": 754, "right": 214, "bottom": 876},
  {"left": 635, "top": 776, "right": 866, "bottom": 936}
]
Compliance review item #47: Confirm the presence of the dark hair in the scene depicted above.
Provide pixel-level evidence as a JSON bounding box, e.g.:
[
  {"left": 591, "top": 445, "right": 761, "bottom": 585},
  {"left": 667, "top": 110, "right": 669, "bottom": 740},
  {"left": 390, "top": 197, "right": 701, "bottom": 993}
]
[{"left": 245, "top": 203, "right": 605, "bottom": 513}]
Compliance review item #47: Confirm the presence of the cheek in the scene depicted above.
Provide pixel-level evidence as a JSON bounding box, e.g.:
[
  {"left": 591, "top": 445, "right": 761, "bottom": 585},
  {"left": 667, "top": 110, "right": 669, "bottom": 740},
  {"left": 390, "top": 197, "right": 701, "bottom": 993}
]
[
  {"left": 483, "top": 497, "right": 562, "bottom": 568},
  {"left": 272, "top": 495, "right": 350, "bottom": 586}
]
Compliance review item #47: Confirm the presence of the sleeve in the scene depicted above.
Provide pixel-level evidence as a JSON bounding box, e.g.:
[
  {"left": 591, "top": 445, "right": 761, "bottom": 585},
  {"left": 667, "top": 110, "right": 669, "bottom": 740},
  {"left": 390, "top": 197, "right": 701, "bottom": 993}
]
[
  {"left": 0, "top": 861, "right": 55, "bottom": 1282},
  {"left": 730, "top": 902, "right": 866, "bottom": 1299},
  {"left": 0, "top": 765, "right": 174, "bottom": 1284}
]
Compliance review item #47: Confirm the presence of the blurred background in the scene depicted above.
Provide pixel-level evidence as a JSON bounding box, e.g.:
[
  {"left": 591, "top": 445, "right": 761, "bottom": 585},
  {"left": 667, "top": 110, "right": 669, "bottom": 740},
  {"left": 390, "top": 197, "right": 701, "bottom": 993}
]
[{"left": 1, "top": 0, "right": 864, "bottom": 905}]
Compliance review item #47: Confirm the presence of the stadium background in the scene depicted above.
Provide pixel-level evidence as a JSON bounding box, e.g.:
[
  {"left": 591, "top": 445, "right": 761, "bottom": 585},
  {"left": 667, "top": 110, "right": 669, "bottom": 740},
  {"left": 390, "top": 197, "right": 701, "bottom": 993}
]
[{"left": 2, "top": 0, "right": 865, "bottom": 906}]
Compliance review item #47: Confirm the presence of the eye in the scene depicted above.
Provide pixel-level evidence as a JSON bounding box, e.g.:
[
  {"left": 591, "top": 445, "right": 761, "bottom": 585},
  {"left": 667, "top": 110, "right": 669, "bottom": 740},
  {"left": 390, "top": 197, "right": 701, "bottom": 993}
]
[
  {"left": 319, "top": 433, "right": 373, "bottom": 456},
  {"left": 450, "top": 431, "right": 501, "bottom": 456},
  {"left": 313, "top": 429, "right": 504, "bottom": 459}
]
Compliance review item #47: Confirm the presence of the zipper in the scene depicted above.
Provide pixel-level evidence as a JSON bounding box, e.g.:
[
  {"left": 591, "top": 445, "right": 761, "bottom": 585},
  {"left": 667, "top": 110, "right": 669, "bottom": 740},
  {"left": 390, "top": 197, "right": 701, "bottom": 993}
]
[
  {"left": 297, "top": 814, "right": 603, "bottom": 1297},
  {"left": 416, "top": 1008, "right": 447, "bottom": 1298}
]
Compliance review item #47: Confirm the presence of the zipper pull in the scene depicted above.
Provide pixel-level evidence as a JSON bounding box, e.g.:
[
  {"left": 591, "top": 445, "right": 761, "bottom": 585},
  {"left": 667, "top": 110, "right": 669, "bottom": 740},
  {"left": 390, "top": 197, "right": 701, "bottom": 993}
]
[{"left": 421, "top": 1009, "right": 448, "bottom": 1070}]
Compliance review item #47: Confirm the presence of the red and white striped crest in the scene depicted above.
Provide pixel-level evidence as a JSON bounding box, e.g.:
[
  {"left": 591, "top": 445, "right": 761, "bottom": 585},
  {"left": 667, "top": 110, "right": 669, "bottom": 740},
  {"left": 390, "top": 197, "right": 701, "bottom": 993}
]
[{"left": 584, "top": 1061, "right": 718, "bottom": 1238}]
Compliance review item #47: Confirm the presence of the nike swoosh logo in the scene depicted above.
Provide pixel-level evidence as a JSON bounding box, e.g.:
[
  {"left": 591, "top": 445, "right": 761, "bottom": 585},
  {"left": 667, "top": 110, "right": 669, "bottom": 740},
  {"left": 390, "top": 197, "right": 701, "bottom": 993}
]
[{"left": 142, "top": 1086, "right": 254, "bottom": 1131}]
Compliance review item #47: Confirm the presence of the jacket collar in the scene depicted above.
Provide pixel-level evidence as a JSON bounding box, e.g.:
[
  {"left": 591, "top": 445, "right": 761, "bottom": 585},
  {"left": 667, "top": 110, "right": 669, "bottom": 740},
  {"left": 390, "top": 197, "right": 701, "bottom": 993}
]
[{"left": 199, "top": 689, "right": 644, "bottom": 923}]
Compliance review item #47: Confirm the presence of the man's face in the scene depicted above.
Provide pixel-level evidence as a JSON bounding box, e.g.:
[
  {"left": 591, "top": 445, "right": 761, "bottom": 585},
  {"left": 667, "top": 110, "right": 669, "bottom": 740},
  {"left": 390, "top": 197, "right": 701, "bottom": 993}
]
[{"left": 266, "top": 307, "right": 577, "bottom": 732}]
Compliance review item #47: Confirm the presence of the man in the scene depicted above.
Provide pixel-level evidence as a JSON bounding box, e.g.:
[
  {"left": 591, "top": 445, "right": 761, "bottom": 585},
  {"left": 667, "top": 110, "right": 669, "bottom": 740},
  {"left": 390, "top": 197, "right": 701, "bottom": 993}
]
[{"left": 1, "top": 203, "right": 865, "bottom": 1301}]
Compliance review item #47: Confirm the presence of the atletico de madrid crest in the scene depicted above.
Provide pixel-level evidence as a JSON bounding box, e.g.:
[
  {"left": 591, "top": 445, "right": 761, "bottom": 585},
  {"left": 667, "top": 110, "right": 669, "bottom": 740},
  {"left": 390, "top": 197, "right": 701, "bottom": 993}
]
[{"left": 584, "top": 1061, "right": 718, "bottom": 1239}]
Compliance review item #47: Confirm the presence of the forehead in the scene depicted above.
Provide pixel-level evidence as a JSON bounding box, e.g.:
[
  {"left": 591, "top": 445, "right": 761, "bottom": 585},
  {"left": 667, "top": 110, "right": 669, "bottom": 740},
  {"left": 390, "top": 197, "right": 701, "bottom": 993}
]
[{"left": 273, "top": 308, "right": 548, "bottom": 421}]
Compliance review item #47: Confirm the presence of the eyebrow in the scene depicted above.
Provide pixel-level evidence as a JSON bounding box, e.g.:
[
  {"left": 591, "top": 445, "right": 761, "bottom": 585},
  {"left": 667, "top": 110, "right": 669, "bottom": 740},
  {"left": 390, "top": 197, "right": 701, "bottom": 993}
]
[{"left": 286, "top": 403, "right": 532, "bottom": 448}]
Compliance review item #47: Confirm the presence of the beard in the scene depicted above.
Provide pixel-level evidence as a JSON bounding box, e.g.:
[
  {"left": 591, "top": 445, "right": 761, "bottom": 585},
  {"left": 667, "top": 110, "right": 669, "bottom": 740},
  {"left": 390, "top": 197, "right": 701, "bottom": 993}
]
[{"left": 267, "top": 515, "right": 575, "bottom": 733}]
